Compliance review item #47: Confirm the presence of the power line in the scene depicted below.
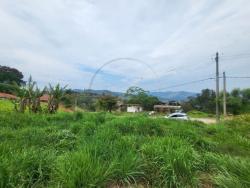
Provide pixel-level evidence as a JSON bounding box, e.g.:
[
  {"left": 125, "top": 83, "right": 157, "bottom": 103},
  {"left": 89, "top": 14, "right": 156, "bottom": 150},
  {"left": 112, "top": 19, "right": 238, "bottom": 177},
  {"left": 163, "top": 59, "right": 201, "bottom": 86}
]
[
  {"left": 164, "top": 59, "right": 214, "bottom": 74},
  {"left": 150, "top": 77, "right": 215, "bottom": 92},
  {"left": 149, "top": 75, "right": 250, "bottom": 92},
  {"left": 226, "top": 76, "right": 250, "bottom": 79},
  {"left": 172, "top": 52, "right": 250, "bottom": 73},
  {"left": 220, "top": 53, "right": 250, "bottom": 61},
  {"left": 221, "top": 53, "right": 250, "bottom": 58},
  {"left": 221, "top": 56, "right": 250, "bottom": 61}
]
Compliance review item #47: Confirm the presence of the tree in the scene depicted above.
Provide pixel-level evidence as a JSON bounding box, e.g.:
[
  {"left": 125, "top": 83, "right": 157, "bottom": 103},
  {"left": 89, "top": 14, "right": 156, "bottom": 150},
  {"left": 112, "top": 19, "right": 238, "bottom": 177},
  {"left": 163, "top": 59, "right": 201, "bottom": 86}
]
[
  {"left": 231, "top": 88, "right": 241, "bottom": 98},
  {"left": 125, "top": 86, "right": 146, "bottom": 97},
  {"left": 125, "top": 86, "right": 161, "bottom": 111},
  {"left": 181, "top": 100, "right": 194, "bottom": 112},
  {"left": 184, "top": 88, "right": 250, "bottom": 115},
  {"left": 61, "top": 90, "right": 79, "bottom": 109},
  {"left": 26, "top": 76, "right": 36, "bottom": 112},
  {"left": 12, "top": 76, "right": 45, "bottom": 113},
  {"left": 47, "top": 84, "right": 67, "bottom": 113},
  {"left": 97, "top": 95, "right": 117, "bottom": 112},
  {"left": 227, "top": 95, "right": 242, "bottom": 115},
  {"left": 31, "top": 87, "right": 45, "bottom": 113},
  {"left": 187, "top": 89, "right": 216, "bottom": 113},
  {"left": 241, "top": 88, "right": 250, "bottom": 104},
  {"left": 12, "top": 84, "right": 27, "bottom": 113},
  {"left": 0, "top": 66, "right": 24, "bottom": 85},
  {"left": 79, "top": 93, "right": 97, "bottom": 111},
  {"left": 0, "top": 83, "right": 17, "bottom": 94}
]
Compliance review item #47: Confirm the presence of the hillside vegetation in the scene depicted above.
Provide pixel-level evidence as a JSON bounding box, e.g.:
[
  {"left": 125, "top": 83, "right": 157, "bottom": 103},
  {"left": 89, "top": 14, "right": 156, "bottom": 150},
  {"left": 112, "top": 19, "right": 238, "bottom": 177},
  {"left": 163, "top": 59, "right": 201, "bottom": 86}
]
[{"left": 0, "top": 101, "right": 250, "bottom": 187}]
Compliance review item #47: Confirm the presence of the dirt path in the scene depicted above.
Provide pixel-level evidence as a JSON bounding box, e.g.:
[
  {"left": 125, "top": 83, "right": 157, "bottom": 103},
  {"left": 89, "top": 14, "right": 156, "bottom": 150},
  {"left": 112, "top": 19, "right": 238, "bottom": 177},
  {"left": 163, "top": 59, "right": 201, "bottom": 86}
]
[{"left": 190, "top": 118, "right": 216, "bottom": 124}]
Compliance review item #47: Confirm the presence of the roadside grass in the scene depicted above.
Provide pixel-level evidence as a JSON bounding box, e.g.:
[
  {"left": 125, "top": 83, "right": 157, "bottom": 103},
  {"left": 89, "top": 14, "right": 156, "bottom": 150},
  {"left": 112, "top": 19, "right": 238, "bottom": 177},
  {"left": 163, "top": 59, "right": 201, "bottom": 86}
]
[{"left": 0, "top": 105, "right": 249, "bottom": 187}]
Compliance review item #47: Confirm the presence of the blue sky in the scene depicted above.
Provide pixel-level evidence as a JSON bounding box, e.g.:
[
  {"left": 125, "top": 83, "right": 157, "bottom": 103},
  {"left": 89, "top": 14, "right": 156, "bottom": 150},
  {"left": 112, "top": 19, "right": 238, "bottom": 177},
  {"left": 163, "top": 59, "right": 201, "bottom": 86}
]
[{"left": 0, "top": 0, "right": 250, "bottom": 92}]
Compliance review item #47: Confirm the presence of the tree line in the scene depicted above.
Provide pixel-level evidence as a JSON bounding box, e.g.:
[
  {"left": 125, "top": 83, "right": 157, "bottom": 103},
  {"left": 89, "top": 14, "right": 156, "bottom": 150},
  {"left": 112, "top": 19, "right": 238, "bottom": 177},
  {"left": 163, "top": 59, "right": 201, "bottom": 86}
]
[
  {"left": 3, "top": 65, "right": 248, "bottom": 115},
  {"left": 62, "top": 86, "right": 161, "bottom": 112},
  {"left": 0, "top": 66, "right": 161, "bottom": 113},
  {"left": 182, "top": 88, "right": 250, "bottom": 115}
]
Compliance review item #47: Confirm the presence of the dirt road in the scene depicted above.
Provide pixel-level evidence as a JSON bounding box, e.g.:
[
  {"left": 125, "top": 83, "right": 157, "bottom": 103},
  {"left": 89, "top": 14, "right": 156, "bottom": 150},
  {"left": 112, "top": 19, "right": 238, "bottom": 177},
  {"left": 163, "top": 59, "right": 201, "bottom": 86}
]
[{"left": 190, "top": 118, "right": 216, "bottom": 124}]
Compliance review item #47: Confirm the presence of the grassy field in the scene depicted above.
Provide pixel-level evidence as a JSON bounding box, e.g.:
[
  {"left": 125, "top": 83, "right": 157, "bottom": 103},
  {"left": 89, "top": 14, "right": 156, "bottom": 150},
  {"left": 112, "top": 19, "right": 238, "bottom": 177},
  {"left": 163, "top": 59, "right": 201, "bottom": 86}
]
[{"left": 0, "top": 100, "right": 250, "bottom": 187}]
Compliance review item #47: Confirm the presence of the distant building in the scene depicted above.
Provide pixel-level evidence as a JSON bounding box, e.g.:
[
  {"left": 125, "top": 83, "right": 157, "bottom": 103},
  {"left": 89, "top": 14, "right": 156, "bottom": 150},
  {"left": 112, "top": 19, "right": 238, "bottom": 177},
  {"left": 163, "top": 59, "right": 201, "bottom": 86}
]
[
  {"left": 0, "top": 92, "right": 51, "bottom": 102},
  {"left": 0, "top": 92, "right": 16, "bottom": 100},
  {"left": 127, "top": 104, "right": 143, "bottom": 113},
  {"left": 40, "top": 94, "right": 50, "bottom": 102},
  {"left": 154, "top": 104, "right": 181, "bottom": 114},
  {"left": 116, "top": 100, "right": 126, "bottom": 112}
]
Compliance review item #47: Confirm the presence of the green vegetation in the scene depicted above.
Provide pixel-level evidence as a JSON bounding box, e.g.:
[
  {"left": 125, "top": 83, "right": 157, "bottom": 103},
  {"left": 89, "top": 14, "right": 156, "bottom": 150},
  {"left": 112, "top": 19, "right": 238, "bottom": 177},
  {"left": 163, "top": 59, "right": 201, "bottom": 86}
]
[
  {"left": 0, "top": 65, "right": 25, "bottom": 86},
  {"left": 0, "top": 65, "right": 25, "bottom": 95},
  {"left": 183, "top": 88, "right": 250, "bottom": 115},
  {"left": 97, "top": 95, "right": 118, "bottom": 112},
  {"left": 0, "top": 100, "right": 14, "bottom": 112},
  {"left": 125, "top": 86, "right": 161, "bottom": 111},
  {"left": 0, "top": 102, "right": 249, "bottom": 187},
  {"left": 0, "top": 83, "right": 17, "bottom": 94},
  {"left": 9, "top": 76, "right": 66, "bottom": 114}
]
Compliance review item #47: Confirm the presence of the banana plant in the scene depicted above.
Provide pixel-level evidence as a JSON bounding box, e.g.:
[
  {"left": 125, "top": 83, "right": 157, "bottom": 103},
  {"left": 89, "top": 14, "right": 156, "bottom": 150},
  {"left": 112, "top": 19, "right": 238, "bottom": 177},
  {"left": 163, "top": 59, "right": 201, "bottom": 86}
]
[
  {"left": 31, "top": 87, "right": 46, "bottom": 113},
  {"left": 12, "top": 83, "right": 27, "bottom": 113},
  {"left": 26, "top": 76, "right": 36, "bottom": 112},
  {"left": 47, "top": 84, "right": 67, "bottom": 113}
]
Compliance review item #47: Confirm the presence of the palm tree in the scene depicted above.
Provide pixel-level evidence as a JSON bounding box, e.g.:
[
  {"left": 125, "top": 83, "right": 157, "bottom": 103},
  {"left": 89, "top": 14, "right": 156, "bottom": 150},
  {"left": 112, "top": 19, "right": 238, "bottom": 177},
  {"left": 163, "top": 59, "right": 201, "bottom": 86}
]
[
  {"left": 31, "top": 87, "right": 45, "bottom": 113},
  {"left": 26, "top": 76, "right": 36, "bottom": 112},
  {"left": 12, "top": 76, "right": 45, "bottom": 113},
  {"left": 12, "top": 84, "right": 27, "bottom": 113},
  {"left": 47, "top": 84, "right": 67, "bottom": 113}
]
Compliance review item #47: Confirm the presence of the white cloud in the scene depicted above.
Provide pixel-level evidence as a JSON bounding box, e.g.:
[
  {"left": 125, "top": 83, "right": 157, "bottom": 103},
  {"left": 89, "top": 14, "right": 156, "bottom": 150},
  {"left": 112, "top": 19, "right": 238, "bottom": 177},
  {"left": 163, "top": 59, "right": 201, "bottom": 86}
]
[{"left": 0, "top": 0, "right": 250, "bottom": 91}]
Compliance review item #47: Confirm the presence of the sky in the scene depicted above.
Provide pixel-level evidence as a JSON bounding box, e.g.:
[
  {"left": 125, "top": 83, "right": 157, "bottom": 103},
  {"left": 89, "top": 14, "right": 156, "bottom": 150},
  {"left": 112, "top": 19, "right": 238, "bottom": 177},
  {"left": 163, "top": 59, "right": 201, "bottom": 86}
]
[{"left": 0, "top": 0, "right": 250, "bottom": 92}]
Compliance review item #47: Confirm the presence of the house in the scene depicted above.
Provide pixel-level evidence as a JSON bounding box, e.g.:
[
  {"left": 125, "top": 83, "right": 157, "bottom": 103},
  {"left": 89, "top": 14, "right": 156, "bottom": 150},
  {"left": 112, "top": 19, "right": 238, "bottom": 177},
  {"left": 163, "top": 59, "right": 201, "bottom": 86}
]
[
  {"left": 0, "top": 92, "right": 50, "bottom": 102},
  {"left": 0, "top": 92, "right": 16, "bottom": 100},
  {"left": 154, "top": 104, "right": 181, "bottom": 114},
  {"left": 127, "top": 104, "right": 143, "bottom": 113},
  {"left": 116, "top": 100, "right": 126, "bottom": 112},
  {"left": 40, "top": 94, "right": 50, "bottom": 102}
]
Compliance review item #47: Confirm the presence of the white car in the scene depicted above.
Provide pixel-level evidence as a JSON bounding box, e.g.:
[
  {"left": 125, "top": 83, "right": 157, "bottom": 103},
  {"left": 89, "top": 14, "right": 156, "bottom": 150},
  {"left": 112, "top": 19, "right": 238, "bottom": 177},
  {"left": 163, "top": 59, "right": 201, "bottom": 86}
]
[
  {"left": 148, "top": 111, "right": 155, "bottom": 116},
  {"left": 165, "top": 112, "right": 189, "bottom": 120}
]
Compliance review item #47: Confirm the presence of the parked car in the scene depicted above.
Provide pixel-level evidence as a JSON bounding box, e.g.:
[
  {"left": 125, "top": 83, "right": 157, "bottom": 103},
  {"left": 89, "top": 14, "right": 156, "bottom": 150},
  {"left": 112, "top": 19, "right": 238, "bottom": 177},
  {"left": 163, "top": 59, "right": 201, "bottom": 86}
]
[
  {"left": 148, "top": 111, "right": 155, "bottom": 116},
  {"left": 165, "top": 112, "right": 189, "bottom": 120}
]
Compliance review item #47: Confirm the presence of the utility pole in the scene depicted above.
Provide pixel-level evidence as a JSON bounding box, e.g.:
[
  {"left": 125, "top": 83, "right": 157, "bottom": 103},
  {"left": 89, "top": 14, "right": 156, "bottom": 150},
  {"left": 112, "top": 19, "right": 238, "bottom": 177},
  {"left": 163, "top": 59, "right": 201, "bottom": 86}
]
[
  {"left": 74, "top": 94, "right": 77, "bottom": 111},
  {"left": 215, "top": 52, "right": 220, "bottom": 123},
  {"left": 223, "top": 72, "right": 227, "bottom": 116}
]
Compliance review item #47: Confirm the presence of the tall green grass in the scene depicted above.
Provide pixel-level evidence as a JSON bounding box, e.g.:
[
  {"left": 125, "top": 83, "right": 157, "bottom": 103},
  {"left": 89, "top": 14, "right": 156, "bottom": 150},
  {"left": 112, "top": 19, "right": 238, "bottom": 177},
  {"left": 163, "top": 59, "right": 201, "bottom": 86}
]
[{"left": 0, "top": 108, "right": 249, "bottom": 187}]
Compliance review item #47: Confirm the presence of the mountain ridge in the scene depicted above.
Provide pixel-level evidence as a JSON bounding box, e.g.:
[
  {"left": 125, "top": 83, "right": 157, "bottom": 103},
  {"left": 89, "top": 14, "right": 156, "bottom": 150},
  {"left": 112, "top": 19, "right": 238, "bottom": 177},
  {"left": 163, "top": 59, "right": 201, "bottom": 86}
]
[{"left": 74, "top": 89, "right": 197, "bottom": 101}]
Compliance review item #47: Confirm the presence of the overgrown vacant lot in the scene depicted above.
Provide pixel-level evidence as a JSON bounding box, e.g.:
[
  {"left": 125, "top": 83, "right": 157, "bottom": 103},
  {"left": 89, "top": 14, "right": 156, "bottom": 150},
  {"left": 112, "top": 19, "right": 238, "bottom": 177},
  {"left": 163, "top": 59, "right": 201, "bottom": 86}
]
[{"left": 0, "top": 109, "right": 250, "bottom": 187}]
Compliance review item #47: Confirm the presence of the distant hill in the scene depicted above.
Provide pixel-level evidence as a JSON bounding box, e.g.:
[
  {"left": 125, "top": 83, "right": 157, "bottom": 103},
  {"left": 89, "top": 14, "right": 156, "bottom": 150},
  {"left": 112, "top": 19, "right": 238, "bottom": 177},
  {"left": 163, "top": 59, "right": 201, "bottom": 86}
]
[
  {"left": 149, "top": 91, "right": 197, "bottom": 102},
  {"left": 87, "top": 90, "right": 124, "bottom": 97},
  {"left": 74, "top": 89, "right": 197, "bottom": 102}
]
